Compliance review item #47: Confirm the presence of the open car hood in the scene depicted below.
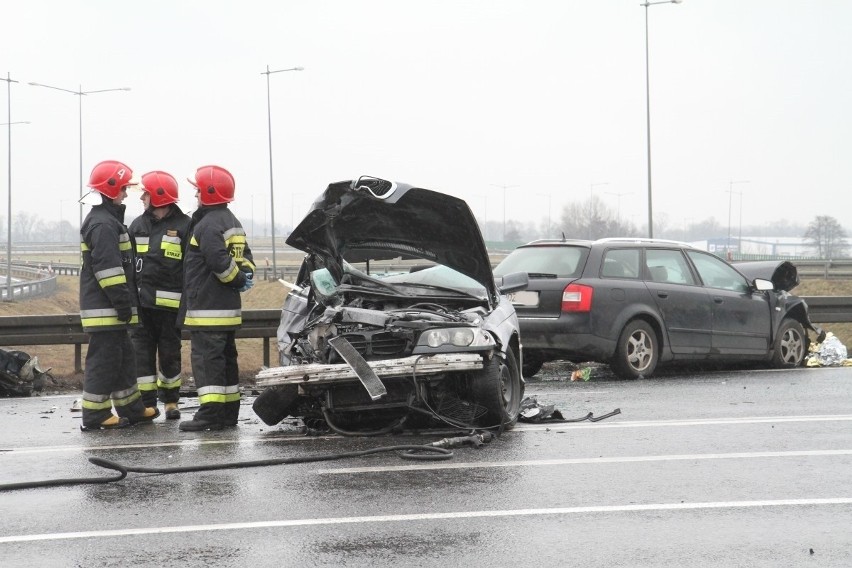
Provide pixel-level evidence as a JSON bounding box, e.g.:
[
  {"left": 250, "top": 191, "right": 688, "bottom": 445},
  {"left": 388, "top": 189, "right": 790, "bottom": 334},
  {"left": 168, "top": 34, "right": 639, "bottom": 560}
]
[
  {"left": 734, "top": 260, "right": 800, "bottom": 292},
  {"left": 286, "top": 177, "right": 497, "bottom": 298}
]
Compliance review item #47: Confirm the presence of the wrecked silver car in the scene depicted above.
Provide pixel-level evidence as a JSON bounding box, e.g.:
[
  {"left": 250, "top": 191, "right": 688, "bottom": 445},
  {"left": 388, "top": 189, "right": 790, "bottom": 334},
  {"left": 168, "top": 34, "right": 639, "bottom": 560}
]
[{"left": 254, "top": 176, "right": 528, "bottom": 434}]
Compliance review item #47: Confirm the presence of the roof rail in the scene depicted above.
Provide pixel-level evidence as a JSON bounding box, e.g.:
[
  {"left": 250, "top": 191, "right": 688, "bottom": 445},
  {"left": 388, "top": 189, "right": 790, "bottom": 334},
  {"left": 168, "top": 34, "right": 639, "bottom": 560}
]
[{"left": 594, "top": 237, "right": 695, "bottom": 248}]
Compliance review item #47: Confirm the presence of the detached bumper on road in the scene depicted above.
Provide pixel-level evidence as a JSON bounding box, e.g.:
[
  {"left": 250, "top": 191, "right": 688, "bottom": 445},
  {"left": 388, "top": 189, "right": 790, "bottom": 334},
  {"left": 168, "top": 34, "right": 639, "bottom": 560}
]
[{"left": 255, "top": 353, "right": 484, "bottom": 388}]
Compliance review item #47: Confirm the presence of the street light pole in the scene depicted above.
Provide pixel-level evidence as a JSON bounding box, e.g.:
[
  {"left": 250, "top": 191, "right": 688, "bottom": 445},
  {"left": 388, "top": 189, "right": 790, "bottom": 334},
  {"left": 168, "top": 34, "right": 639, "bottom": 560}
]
[
  {"left": 27, "top": 81, "right": 131, "bottom": 253},
  {"left": 491, "top": 183, "right": 519, "bottom": 242},
  {"left": 726, "top": 179, "right": 749, "bottom": 255},
  {"left": 589, "top": 181, "right": 608, "bottom": 239},
  {"left": 536, "top": 193, "right": 553, "bottom": 238},
  {"left": 606, "top": 191, "right": 633, "bottom": 223},
  {"left": 261, "top": 65, "right": 304, "bottom": 280},
  {"left": 1, "top": 72, "right": 30, "bottom": 301},
  {"left": 641, "top": 0, "right": 683, "bottom": 239}
]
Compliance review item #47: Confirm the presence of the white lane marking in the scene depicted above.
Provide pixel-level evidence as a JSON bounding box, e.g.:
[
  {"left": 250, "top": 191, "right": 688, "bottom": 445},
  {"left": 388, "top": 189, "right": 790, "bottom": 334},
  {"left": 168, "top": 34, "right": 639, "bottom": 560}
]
[
  {"left": 2, "top": 498, "right": 851, "bottom": 544},
  {"left": 318, "top": 448, "right": 852, "bottom": 474},
  {"left": 2, "top": 414, "right": 851, "bottom": 454},
  {"left": 515, "top": 414, "right": 852, "bottom": 432}
]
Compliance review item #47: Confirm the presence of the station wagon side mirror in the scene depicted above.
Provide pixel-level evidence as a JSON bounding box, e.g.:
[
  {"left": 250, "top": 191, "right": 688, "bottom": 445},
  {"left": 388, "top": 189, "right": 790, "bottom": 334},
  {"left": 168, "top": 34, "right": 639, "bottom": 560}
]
[
  {"left": 496, "top": 271, "right": 529, "bottom": 295},
  {"left": 752, "top": 278, "right": 774, "bottom": 292}
]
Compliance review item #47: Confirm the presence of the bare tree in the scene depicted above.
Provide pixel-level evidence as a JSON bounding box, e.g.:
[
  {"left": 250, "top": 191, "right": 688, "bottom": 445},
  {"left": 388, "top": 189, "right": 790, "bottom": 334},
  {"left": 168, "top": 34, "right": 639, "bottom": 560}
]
[
  {"left": 803, "top": 215, "right": 849, "bottom": 259},
  {"left": 558, "top": 196, "right": 637, "bottom": 240}
]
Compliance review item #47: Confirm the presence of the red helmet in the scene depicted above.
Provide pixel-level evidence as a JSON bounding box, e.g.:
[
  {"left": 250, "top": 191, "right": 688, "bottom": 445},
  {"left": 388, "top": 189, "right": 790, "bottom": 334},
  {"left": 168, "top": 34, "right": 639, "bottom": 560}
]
[
  {"left": 141, "top": 171, "right": 179, "bottom": 208},
  {"left": 88, "top": 160, "right": 135, "bottom": 199},
  {"left": 189, "top": 165, "right": 235, "bottom": 205}
]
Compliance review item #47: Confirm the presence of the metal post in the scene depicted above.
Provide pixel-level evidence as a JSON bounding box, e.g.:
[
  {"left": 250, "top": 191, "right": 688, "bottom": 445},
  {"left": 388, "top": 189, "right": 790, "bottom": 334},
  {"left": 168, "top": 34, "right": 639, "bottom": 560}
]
[
  {"left": 261, "top": 65, "right": 304, "bottom": 280},
  {"left": 641, "top": 0, "right": 683, "bottom": 239},
  {"left": 1, "top": 73, "right": 21, "bottom": 301},
  {"left": 27, "top": 81, "right": 130, "bottom": 263}
]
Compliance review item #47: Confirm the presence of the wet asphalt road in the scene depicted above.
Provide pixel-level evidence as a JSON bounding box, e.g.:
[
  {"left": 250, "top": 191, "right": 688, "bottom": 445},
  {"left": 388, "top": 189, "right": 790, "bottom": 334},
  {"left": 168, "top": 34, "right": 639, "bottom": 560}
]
[{"left": 1, "top": 365, "right": 851, "bottom": 567}]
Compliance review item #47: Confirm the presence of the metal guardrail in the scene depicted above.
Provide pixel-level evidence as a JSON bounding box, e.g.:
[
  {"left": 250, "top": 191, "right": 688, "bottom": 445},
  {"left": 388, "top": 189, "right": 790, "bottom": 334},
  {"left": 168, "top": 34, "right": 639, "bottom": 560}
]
[
  {"left": 0, "top": 299, "right": 848, "bottom": 374},
  {"left": 803, "top": 296, "right": 852, "bottom": 323},
  {"left": 0, "top": 309, "right": 281, "bottom": 374}
]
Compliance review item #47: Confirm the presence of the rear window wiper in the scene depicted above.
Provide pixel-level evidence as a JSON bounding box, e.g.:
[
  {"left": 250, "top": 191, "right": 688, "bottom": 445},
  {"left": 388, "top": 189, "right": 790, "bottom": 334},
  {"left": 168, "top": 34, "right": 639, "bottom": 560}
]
[{"left": 527, "top": 272, "right": 558, "bottom": 279}]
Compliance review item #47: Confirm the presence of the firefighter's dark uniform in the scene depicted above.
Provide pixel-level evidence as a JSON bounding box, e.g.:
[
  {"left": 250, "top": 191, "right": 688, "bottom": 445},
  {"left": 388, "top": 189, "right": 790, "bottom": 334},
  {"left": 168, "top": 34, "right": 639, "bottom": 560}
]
[
  {"left": 129, "top": 204, "right": 192, "bottom": 409},
  {"left": 180, "top": 204, "right": 254, "bottom": 429},
  {"left": 79, "top": 200, "right": 147, "bottom": 428}
]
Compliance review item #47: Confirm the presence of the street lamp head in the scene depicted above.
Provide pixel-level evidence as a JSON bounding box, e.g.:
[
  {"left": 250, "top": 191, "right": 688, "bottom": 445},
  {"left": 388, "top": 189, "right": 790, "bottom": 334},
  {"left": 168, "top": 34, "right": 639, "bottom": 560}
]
[
  {"left": 294, "top": 67, "right": 305, "bottom": 71},
  {"left": 672, "top": 0, "right": 683, "bottom": 4}
]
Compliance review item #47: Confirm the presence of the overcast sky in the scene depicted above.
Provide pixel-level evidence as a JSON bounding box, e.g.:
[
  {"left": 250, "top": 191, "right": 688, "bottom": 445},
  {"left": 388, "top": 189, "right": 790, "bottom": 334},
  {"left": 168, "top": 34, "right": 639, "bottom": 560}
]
[{"left": 2, "top": 0, "right": 851, "bottom": 237}]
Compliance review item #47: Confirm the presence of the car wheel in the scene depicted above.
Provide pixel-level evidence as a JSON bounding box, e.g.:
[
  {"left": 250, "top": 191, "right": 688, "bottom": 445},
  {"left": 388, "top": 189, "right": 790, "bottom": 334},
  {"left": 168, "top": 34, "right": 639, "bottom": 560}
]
[
  {"left": 522, "top": 356, "right": 544, "bottom": 378},
  {"left": 771, "top": 318, "right": 807, "bottom": 368},
  {"left": 472, "top": 349, "right": 522, "bottom": 429},
  {"left": 612, "top": 320, "right": 658, "bottom": 379},
  {"left": 252, "top": 385, "right": 299, "bottom": 426}
]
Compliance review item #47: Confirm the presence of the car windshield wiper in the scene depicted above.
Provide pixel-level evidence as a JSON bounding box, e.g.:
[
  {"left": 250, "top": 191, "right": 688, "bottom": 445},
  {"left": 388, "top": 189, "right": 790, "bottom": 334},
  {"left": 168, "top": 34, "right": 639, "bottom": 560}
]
[{"left": 527, "top": 272, "right": 558, "bottom": 279}]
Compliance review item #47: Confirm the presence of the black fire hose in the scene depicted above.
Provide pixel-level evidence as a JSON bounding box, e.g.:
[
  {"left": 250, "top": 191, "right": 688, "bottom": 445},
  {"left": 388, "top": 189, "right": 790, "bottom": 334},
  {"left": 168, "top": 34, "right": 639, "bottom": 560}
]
[{"left": 0, "top": 434, "right": 504, "bottom": 492}]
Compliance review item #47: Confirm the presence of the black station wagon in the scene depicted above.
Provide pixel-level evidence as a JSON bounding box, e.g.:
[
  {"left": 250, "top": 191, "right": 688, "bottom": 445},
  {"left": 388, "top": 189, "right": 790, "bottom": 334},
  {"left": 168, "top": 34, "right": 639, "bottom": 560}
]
[{"left": 493, "top": 238, "right": 824, "bottom": 379}]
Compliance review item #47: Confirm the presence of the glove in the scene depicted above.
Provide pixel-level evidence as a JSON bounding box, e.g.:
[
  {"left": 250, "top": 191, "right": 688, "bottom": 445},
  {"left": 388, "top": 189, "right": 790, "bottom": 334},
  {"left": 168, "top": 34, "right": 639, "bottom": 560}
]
[
  {"left": 116, "top": 306, "right": 133, "bottom": 323},
  {"left": 238, "top": 272, "right": 254, "bottom": 293}
]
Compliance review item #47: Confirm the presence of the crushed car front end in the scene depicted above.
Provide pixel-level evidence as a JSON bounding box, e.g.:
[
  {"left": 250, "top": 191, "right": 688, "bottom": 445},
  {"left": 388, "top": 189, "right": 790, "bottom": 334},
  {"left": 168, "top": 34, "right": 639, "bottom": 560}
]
[{"left": 254, "top": 177, "right": 526, "bottom": 434}]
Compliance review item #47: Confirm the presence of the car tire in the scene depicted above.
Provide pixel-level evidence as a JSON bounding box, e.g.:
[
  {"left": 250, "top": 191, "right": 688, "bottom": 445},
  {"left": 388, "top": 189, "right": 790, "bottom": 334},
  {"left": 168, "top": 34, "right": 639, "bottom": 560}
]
[
  {"left": 472, "top": 349, "right": 522, "bottom": 429},
  {"left": 611, "top": 320, "right": 658, "bottom": 379},
  {"left": 771, "top": 318, "right": 808, "bottom": 368},
  {"left": 522, "top": 356, "right": 544, "bottom": 378},
  {"left": 252, "top": 385, "right": 299, "bottom": 426}
]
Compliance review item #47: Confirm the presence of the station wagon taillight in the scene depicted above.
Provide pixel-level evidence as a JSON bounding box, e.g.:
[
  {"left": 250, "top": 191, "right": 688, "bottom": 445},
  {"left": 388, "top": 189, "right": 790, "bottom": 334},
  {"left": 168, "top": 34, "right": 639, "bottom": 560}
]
[{"left": 562, "top": 284, "right": 593, "bottom": 312}]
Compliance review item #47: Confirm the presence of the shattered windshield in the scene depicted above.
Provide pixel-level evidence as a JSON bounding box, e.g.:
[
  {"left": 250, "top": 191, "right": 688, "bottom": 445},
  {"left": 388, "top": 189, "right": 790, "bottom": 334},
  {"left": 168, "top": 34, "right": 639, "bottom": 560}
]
[{"left": 343, "top": 262, "right": 487, "bottom": 299}]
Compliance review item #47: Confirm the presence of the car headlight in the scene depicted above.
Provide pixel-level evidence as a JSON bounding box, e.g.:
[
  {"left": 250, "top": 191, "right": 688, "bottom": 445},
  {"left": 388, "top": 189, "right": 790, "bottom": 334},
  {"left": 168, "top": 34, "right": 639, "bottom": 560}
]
[{"left": 419, "top": 327, "right": 493, "bottom": 349}]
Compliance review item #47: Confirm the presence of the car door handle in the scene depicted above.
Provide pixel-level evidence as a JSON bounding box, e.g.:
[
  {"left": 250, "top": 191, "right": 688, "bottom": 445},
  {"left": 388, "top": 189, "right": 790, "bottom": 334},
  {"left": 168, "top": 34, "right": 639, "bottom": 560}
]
[
  {"left": 657, "top": 291, "right": 668, "bottom": 299},
  {"left": 713, "top": 297, "right": 724, "bottom": 304}
]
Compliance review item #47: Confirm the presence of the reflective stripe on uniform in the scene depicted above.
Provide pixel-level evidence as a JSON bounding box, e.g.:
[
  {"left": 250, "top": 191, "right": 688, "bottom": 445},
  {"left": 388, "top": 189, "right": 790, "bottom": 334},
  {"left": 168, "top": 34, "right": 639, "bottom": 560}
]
[
  {"left": 135, "top": 236, "right": 150, "bottom": 254},
  {"left": 81, "top": 391, "right": 113, "bottom": 411},
  {"left": 137, "top": 374, "right": 157, "bottom": 392},
  {"left": 112, "top": 385, "right": 142, "bottom": 408},
  {"left": 215, "top": 259, "right": 240, "bottom": 284},
  {"left": 183, "top": 309, "right": 241, "bottom": 327},
  {"left": 155, "top": 290, "right": 181, "bottom": 308},
  {"left": 197, "top": 384, "right": 241, "bottom": 404},
  {"left": 118, "top": 233, "right": 132, "bottom": 251},
  {"left": 81, "top": 308, "right": 139, "bottom": 328},
  {"left": 81, "top": 242, "right": 90, "bottom": 252},
  {"left": 95, "top": 266, "right": 127, "bottom": 288},
  {"left": 161, "top": 235, "right": 183, "bottom": 260},
  {"left": 157, "top": 372, "right": 182, "bottom": 390}
]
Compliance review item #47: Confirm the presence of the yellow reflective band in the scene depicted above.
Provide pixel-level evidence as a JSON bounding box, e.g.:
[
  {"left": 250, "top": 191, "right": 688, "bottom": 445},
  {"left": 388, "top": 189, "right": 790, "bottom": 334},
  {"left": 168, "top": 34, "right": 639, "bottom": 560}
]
[
  {"left": 240, "top": 259, "right": 257, "bottom": 272},
  {"left": 161, "top": 241, "right": 183, "bottom": 260},
  {"left": 81, "top": 315, "right": 139, "bottom": 327},
  {"left": 81, "top": 399, "right": 113, "bottom": 411},
  {"left": 216, "top": 263, "right": 240, "bottom": 284},
  {"left": 198, "top": 392, "right": 242, "bottom": 404},
  {"left": 183, "top": 316, "right": 242, "bottom": 326},
  {"left": 99, "top": 275, "right": 127, "bottom": 288},
  {"left": 137, "top": 382, "right": 157, "bottom": 392},
  {"left": 157, "top": 376, "right": 182, "bottom": 389},
  {"left": 155, "top": 297, "right": 181, "bottom": 308},
  {"left": 81, "top": 243, "right": 90, "bottom": 252},
  {"left": 112, "top": 390, "right": 141, "bottom": 408},
  {"left": 136, "top": 244, "right": 150, "bottom": 254},
  {"left": 119, "top": 241, "right": 132, "bottom": 251},
  {"left": 190, "top": 235, "right": 199, "bottom": 246}
]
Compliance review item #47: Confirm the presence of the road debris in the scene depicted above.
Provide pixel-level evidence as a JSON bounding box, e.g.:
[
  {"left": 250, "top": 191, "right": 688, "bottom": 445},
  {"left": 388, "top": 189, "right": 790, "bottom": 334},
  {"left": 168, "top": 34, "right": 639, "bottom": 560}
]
[
  {"left": 0, "top": 349, "right": 55, "bottom": 397},
  {"left": 806, "top": 332, "right": 852, "bottom": 367}
]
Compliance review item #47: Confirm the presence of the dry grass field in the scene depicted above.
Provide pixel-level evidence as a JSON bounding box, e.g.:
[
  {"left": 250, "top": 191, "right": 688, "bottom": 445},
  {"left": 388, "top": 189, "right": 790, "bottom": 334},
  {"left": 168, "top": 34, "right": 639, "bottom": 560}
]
[{"left": 1, "top": 275, "right": 849, "bottom": 389}]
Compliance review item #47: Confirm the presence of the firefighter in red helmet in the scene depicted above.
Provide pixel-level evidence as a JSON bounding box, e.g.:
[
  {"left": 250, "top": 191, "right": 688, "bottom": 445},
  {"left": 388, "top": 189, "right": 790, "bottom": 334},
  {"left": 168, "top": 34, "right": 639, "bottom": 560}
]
[
  {"left": 129, "top": 171, "right": 192, "bottom": 420},
  {"left": 79, "top": 160, "right": 159, "bottom": 430},
  {"left": 178, "top": 165, "right": 255, "bottom": 431}
]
